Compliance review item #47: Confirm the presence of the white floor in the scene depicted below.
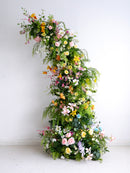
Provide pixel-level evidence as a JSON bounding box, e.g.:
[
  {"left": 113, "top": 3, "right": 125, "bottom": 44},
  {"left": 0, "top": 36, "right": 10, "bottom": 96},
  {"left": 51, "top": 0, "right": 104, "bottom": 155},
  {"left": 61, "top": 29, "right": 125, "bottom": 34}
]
[{"left": 0, "top": 146, "right": 130, "bottom": 173}]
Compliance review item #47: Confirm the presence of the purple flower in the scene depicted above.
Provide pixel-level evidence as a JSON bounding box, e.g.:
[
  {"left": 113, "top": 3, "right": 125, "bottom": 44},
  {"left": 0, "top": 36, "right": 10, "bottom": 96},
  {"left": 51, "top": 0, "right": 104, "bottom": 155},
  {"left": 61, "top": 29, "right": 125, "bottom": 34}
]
[{"left": 78, "top": 141, "right": 85, "bottom": 156}]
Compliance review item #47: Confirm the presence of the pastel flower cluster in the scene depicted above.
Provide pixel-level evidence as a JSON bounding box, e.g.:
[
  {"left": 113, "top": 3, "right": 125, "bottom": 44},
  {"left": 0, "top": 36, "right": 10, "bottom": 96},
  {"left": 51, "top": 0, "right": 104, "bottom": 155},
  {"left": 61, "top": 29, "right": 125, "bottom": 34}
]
[{"left": 19, "top": 8, "right": 112, "bottom": 161}]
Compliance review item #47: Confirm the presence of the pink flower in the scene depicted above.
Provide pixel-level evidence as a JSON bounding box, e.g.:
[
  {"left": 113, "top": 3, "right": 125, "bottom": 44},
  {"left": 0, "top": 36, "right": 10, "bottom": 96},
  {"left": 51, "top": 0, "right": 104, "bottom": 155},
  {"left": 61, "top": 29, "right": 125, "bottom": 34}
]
[
  {"left": 52, "top": 19, "right": 55, "bottom": 23},
  {"left": 62, "top": 83, "right": 65, "bottom": 87},
  {"left": 99, "top": 130, "right": 105, "bottom": 139},
  {"left": 62, "top": 138, "right": 67, "bottom": 145},
  {"left": 62, "top": 106, "right": 70, "bottom": 115},
  {"left": 55, "top": 21, "right": 59, "bottom": 25},
  {"left": 68, "top": 137, "right": 75, "bottom": 145},
  {"left": 68, "top": 103, "right": 76, "bottom": 111},
  {"left": 82, "top": 87, "right": 87, "bottom": 92},
  {"left": 28, "top": 18, "right": 31, "bottom": 23},
  {"left": 34, "top": 36, "right": 41, "bottom": 42},
  {"left": 55, "top": 80, "right": 59, "bottom": 85},
  {"left": 66, "top": 132, "right": 71, "bottom": 138},
  {"left": 79, "top": 67, "right": 84, "bottom": 71},
  {"left": 48, "top": 25, "right": 53, "bottom": 30},
  {"left": 56, "top": 27, "right": 59, "bottom": 33},
  {"left": 57, "top": 34, "right": 62, "bottom": 39},
  {"left": 60, "top": 104, "right": 64, "bottom": 109},
  {"left": 66, "top": 30, "right": 69, "bottom": 34},
  {"left": 65, "top": 76, "right": 68, "bottom": 81},
  {"left": 55, "top": 42, "right": 60, "bottom": 47},
  {"left": 109, "top": 136, "right": 115, "bottom": 142},
  {"left": 85, "top": 154, "right": 93, "bottom": 160},
  {"left": 42, "top": 130, "right": 45, "bottom": 135},
  {"left": 69, "top": 41, "right": 74, "bottom": 47}
]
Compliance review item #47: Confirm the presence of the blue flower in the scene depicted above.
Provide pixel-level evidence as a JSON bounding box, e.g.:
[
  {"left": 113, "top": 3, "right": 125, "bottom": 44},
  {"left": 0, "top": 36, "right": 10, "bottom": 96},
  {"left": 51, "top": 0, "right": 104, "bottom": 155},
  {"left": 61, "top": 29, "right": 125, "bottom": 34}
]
[
  {"left": 76, "top": 114, "right": 81, "bottom": 118},
  {"left": 99, "top": 127, "right": 102, "bottom": 131},
  {"left": 94, "top": 128, "right": 99, "bottom": 132}
]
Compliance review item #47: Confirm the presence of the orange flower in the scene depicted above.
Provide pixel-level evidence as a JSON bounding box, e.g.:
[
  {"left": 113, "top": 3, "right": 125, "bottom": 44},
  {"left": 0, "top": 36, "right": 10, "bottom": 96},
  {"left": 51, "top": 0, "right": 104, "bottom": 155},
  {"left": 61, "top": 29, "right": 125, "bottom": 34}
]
[
  {"left": 52, "top": 100, "right": 55, "bottom": 104},
  {"left": 41, "top": 26, "right": 45, "bottom": 33},
  {"left": 60, "top": 93, "right": 65, "bottom": 100},
  {"left": 47, "top": 65, "right": 51, "bottom": 70},
  {"left": 30, "top": 13, "right": 37, "bottom": 19},
  {"left": 58, "top": 74, "right": 62, "bottom": 79},
  {"left": 42, "top": 71, "right": 47, "bottom": 74},
  {"left": 54, "top": 66, "right": 58, "bottom": 70},
  {"left": 69, "top": 86, "right": 73, "bottom": 91},
  {"left": 52, "top": 69, "right": 56, "bottom": 73},
  {"left": 91, "top": 105, "right": 95, "bottom": 110},
  {"left": 56, "top": 55, "right": 60, "bottom": 61},
  {"left": 54, "top": 102, "right": 58, "bottom": 106},
  {"left": 52, "top": 100, "right": 57, "bottom": 106}
]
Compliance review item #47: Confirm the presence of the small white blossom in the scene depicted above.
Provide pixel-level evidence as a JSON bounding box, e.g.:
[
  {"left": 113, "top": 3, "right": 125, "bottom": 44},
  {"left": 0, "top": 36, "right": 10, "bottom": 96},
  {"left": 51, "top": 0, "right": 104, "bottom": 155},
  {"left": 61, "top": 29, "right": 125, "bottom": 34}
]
[
  {"left": 61, "top": 156, "right": 65, "bottom": 159},
  {"left": 52, "top": 138, "right": 56, "bottom": 142},
  {"left": 73, "top": 79, "right": 79, "bottom": 86}
]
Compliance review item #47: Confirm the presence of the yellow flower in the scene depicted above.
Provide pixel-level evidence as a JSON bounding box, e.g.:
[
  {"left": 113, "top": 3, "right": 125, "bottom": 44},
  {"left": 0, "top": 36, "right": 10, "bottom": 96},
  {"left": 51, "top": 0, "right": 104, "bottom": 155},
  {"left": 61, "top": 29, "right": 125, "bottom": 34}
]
[
  {"left": 30, "top": 13, "right": 37, "bottom": 19},
  {"left": 64, "top": 51, "right": 69, "bottom": 56},
  {"left": 86, "top": 78, "right": 90, "bottom": 84},
  {"left": 81, "top": 131, "right": 86, "bottom": 138},
  {"left": 74, "top": 92, "right": 78, "bottom": 96},
  {"left": 56, "top": 48, "right": 58, "bottom": 52},
  {"left": 65, "top": 147, "right": 72, "bottom": 155},
  {"left": 81, "top": 54, "right": 84, "bottom": 57},
  {"left": 69, "top": 118, "right": 73, "bottom": 122},
  {"left": 68, "top": 65, "right": 72, "bottom": 70},
  {"left": 41, "top": 22, "right": 46, "bottom": 26},
  {"left": 84, "top": 103, "right": 88, "bottom": 109},
  {"left": 74, "top": 45, "right": 78, "bottom": 48},
  {"left": 86, "top": 91, "right": 89, "bottom": 95},
  {"left": 73, "top": 56, "right": 80, "bottom": 62},
  {"left": 71, "top": 109, "right": 77, "bottom": 117},
  {"left": 81, "top": 98, "right": 85, "bottom": 102},
  {"left": 64, "top": 70, "right": 69, "bottom": 74},
  {"left": 94, "top": 79, "right": 97, "bottom": 83},
  {"left": 50, "top": 47, "right": 54, "bottom": 50},
  {"left": 63, "top": 63, "right": 66, "bottom": 67},
  {"left": 41, "top": 32, "right": 46, "bottom": 36},
  {"left": 89, "top": 129, "right": 93, "bottom": 135},
  {"left": 64, "top": 41, "right": 68, "bottom": 45},
  {"left": 91, "top": 105, "right": 95, "bottom": 110}
]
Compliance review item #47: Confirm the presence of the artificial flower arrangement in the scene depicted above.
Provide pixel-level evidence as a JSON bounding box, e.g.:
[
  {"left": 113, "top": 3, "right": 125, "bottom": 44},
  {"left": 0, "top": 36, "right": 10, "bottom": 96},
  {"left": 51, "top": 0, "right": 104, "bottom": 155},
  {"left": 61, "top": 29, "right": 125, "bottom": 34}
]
[{"left": 18, "top": 8, "right": 114, "bottom": 161}]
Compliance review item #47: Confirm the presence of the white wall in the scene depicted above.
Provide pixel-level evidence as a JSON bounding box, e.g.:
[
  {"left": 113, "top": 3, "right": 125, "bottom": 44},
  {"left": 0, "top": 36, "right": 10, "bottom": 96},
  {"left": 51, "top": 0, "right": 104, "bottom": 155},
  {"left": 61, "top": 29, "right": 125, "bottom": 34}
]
[{"left": 0, "top": 0, "right": 130, "bottom": 145}]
